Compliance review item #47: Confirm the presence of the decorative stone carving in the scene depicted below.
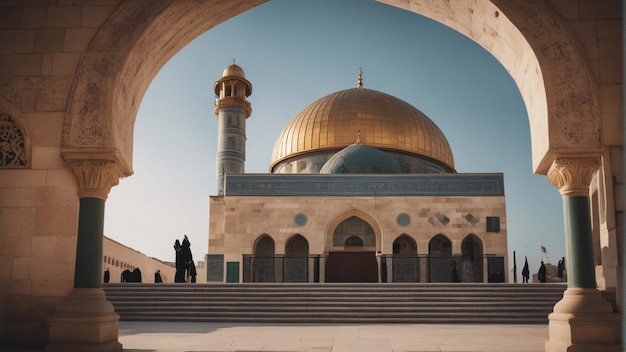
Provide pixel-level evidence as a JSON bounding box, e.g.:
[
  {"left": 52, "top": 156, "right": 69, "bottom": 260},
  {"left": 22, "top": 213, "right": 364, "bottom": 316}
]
[
  {"left": 547, "top": 158, "right": 600, "bottom": 197},
  {"left": 214, "top": 97, "right": 252, "bottom": 117},
  {"left": 0, "top": 113, "right": 28, "bottom": 168},
  {"left": 64, "top": 159, "right": 123, "bottom": 200}
]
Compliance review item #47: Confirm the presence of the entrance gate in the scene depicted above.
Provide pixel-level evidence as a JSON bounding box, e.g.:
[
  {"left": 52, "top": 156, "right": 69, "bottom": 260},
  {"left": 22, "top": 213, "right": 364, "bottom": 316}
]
[{"left": 325, "top": 251, "right": 378, "bottom": 282}]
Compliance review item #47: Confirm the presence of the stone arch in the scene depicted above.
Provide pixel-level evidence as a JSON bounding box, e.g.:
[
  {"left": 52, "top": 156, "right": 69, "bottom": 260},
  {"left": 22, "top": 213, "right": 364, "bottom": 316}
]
[
  {"left": 429, "top": 234, "right": 452, "bottom": 256},
  {"left": 253, "top": 234, "right": 275, "bottom": 255},
  {"left": 61, "top": 0, "right": 600, "bottom": 178},
  {"left": 461, "top": 234, "right": 484, "bottom": 282},
  {"left": 326, "top": 209, "right": 381, "bottom": 252},
  {"left": 285, "top": 234, "right": 309, "bottom": 256},
  {"left": 393, "top": 234, "right": 418, "bottom": 254},
  {"left": 461, "top": 234, "right": 484, "bottom": 261},
  {"left": 385, "top": 0, "right": 602, "bottom": 173},
  {"left": 252, "top": 234, "right": 276, "bottom": 282}
]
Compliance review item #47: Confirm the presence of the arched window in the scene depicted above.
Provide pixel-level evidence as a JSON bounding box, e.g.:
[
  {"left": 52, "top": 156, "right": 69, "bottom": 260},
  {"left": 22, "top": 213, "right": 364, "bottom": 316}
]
[
  {"left": 285, "top": 234, "right": 308, "bottom": 256},
  {"left": 393, "top": 234, "right": 417, "bottom": 254},
  {"left": 285, "top": 234, "right": 309, "bottom": 282},
  {"left": 429, "top": 234, "right": 452, "bottom": 256},
  {"left": 461, "top": 234, "right": 483, "bottom": 261},
  {"left": 254, "top": 234, "right": 275, "bottom": 256},
  {"left": 461, "top": 234, "right": 484, "bottom": 282},
  {"left": 333, "top": 216, "right": 375, "bottom": 247},
  {"left": 345, "top": 236, "right": 364, "bottom": 247},
  {"left": 0, "top": 113, "right": 29, "bottom": 168}
]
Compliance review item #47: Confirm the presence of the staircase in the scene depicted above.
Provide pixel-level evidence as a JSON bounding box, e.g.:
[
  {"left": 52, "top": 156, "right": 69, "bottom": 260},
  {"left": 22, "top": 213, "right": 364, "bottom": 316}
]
[{"left": 102, "top": 283, "right": 577, "bottom": 324}]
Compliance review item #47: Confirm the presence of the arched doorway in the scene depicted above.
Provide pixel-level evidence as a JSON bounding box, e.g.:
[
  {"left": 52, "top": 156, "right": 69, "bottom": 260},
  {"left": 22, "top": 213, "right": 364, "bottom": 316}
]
[
  {"left": 428, "top": 234, "right": 456, "bottom": 282},
  {"left": 285, "top": 234, "right": 309, "bottom": 282},
  {"left": 392, "top": 234, "right": 419, "bottom": 282},
  {"left": 461, "top": 234, "right": 483, "bottom": 282},
  {"left": 253, "top": 234, "right": 275, "bottom": 282},
  {"left": 325, "top": 216, "right": 378, "bottom": 283}
]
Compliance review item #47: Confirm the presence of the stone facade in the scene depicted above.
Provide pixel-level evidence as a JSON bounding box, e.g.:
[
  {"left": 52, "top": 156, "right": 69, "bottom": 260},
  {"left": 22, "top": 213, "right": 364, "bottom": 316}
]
[{"left": 209, "top": 174, "right": 508, "bottom": 283}]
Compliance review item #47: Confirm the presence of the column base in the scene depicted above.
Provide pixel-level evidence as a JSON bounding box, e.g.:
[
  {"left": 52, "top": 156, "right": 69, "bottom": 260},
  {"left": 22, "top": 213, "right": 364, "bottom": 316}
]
[
  {"left": 45, "top": 288, "right": 122, "bottom": 352},
  {"left": 545, "top": 288, "right": 620, "bottom": 352}
]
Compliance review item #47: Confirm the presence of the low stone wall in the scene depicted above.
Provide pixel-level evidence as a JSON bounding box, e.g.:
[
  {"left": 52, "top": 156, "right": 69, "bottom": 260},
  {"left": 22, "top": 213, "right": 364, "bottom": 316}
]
[{"left": 103, "top": 236, "right": 206, "bottom": 283}]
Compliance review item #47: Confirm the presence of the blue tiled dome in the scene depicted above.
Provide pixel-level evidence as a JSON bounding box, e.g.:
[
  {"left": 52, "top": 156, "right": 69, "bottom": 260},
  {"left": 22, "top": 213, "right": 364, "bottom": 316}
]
[{"left": 320, "top": 144, "right": 402, "bottom": 174}]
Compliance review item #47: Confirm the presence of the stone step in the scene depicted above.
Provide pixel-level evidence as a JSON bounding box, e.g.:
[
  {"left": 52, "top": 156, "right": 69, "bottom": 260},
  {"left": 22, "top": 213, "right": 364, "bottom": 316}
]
[{"left": 103, "top": 283, "right": 569, "bottom": 324}]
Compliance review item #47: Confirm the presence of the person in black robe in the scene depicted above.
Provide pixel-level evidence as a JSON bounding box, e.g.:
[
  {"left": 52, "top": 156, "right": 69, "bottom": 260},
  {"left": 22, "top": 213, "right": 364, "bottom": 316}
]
[
  {"left": 521, "top": 257, "right": 530, "bottom": 283},
  {"left": 174, "top": 239, "right": 186, "bottom": 283},
  {"left": 182, "top": 235, "right": 193, "bottom": 282},
  {"left": 538, "top": 261, "right": 547, "bottom": 283},
  {"left": 189, "top": 262, "right": 197, "bottom": 283},
  {"left": 132, "top": 267, "right": 142, "bottom": 283},
  {"left": 121, "top": 269, "right": 132, "bottom": 282},
  {"left": 557, "top": 257, "right": 565, "bottom": 278},
  {"left": 103, "top": 268, "right": 110, "bottom": 283},
  {"left": 154, "top": 270, "right": 163, "bottom": 283}
]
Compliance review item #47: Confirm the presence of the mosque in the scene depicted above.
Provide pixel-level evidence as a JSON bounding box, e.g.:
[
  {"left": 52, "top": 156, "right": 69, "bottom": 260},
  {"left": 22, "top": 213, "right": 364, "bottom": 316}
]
[{"left": 206, "top": 64, "right": 508, "bottom": 283}]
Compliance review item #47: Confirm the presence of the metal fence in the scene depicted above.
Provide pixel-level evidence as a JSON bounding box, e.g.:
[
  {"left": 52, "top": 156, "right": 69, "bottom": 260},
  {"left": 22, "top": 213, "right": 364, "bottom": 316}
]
[{"left": 242, "top": 254, "right": 505, "bottom": 283}]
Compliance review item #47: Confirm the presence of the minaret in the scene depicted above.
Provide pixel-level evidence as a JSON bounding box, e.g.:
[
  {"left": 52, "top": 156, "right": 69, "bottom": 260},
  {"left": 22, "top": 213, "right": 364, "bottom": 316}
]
[{"left": 213, "top": 61, "right": 252, "bottom": 195}]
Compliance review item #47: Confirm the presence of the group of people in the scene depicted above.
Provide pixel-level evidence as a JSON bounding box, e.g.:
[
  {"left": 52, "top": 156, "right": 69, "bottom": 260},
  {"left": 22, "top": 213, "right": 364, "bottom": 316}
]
[
  {"left": 174, "top": 234, "right": 197, "bottom": 283},
  {"left": 520, "top": 256, "right": 566, "bottom": 283}
]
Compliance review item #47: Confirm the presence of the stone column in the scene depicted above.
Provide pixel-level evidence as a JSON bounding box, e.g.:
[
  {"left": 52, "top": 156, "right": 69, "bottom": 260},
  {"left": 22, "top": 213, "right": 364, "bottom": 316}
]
[
  {"left": 545, "top": 157, "right": 620, "bottom": 352},
  {"left": 46, "top": 157, "right": 124, "bottom": 352}
]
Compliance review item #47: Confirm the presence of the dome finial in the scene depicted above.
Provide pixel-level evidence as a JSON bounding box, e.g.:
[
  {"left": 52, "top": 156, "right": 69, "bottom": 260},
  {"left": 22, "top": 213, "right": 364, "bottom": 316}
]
[
  {"left": 356, "top": 130, "right": 361, "bottom": 144},
  {"left": 232, "top": 58, "right": 236, "bottom": 64},
  {"left": 357, "top": 67, "right": 363, "bottom": 88}
]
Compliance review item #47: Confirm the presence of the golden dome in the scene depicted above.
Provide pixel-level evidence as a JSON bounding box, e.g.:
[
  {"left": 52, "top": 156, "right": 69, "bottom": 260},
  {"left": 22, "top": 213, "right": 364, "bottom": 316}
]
[
  {"left": 222, "top": 63, "right": 245, "bottom": 78},
  {"left": 271, "top": 87, "right": 454, "bottom": 171}
]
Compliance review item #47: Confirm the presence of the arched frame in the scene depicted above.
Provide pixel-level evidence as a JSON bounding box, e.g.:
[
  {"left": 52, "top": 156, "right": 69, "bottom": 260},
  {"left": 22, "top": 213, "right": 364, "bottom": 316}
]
[
  {"left": 461, "top": 233, "right": 485, "bottom": 260},
  {"left": 252, "top": 234, "right": 275, "bottom": 256},
  {"left": 325, "top": 208, "right": 383, "bottom": 254},
  {"left": 61, "top": 0, "right": 602, "bottom": 177},
  {"left": 285, "top": 234, "right": 309, "bottom": 256}
]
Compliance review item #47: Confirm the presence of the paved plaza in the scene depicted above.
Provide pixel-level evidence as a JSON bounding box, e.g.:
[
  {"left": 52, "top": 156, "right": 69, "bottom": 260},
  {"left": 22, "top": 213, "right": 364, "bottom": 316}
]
[{"left": 119, "top": 321, "right": 549, "bottom": 352}]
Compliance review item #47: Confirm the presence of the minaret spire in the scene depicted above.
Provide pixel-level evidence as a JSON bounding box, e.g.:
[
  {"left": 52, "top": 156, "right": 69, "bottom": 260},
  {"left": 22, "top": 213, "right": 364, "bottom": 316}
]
[{"left": 213, "top": 62, "right": 252, "bottom": 196}]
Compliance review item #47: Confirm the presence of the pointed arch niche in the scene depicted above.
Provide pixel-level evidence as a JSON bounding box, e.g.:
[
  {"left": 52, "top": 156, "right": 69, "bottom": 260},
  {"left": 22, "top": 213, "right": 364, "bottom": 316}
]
[
  {"left": 326, "top": 209, "right": 381, "bottom": 253},
  {"left": 428, "top": 234, "right": 455, "bottom": 282},
  {"left": 285, "top": 234, "right": 309, "bottom": 283},
  {"left": 461, "top": 234, "right": 484, "bottom": 282},
  {"left": 392, "top": 234, "right": 419, "bottom": 282},
  {"left": 252, "top": 234, "right": 275, "bottom": 282}
]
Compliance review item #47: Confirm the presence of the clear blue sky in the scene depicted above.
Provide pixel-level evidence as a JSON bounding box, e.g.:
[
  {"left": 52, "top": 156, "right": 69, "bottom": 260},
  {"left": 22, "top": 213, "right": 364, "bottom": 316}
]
[{"left": 104, "top": 0, "right": 566, "bottom": 281}]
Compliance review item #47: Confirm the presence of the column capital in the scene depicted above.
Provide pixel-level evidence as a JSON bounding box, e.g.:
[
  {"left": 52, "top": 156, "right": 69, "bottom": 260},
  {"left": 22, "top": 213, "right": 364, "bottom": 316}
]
[
  {"left": 547, "top": 157, "right": 600, "bottom": 197},
  {"left": 64, "top": 159, "right": 122, "bottom": 199},
  {"left": 61, "top": 148, "right": 131, "bottom": 200}
]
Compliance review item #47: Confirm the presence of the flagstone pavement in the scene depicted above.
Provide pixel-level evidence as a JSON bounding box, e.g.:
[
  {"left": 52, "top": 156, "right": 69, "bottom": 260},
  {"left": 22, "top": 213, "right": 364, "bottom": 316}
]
[{"left": 119, "top": 321, "right": 548, "bottom": 352}]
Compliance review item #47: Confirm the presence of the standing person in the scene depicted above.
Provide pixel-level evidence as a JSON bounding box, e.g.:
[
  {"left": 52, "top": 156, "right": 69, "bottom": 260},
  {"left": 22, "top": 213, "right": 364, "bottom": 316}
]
[
  {"left": 174, "top": 239, "right": 186, "bottom": 283},
  {"left": 189, "top": 261, "right": 197, "bottom": 283},
  {"left": 521, "top": 257, "right": 530, "bottom": 283},
  {"left": 154, "top": 270, "right": 163, "bottom": 283},
  {"left": 182, "top": 234, "right": 193, "bottom": 282},
  {"left": 557, "top": 257, "right": 565, "bottom": 278},
  {"left": 103, "top": 268, "right": 110, "bottom": 283},
  {"left": 538, "top": 261, "right": 547, "bottom": 283}
]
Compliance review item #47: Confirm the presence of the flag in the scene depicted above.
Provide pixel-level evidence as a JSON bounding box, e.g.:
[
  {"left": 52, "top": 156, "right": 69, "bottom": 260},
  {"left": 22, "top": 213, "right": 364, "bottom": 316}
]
[{"left": 541, "top": 245, "right": 547, "bottom": 253}]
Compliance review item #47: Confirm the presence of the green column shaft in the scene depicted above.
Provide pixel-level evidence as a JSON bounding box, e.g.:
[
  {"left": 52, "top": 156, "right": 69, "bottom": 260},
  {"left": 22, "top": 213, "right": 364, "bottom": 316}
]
[
  {"left": 74, "top": 197, "right": 105, "bottom": 288},
  {"left": 563, "top": 195, "right": 597, "bottom": 288}
]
